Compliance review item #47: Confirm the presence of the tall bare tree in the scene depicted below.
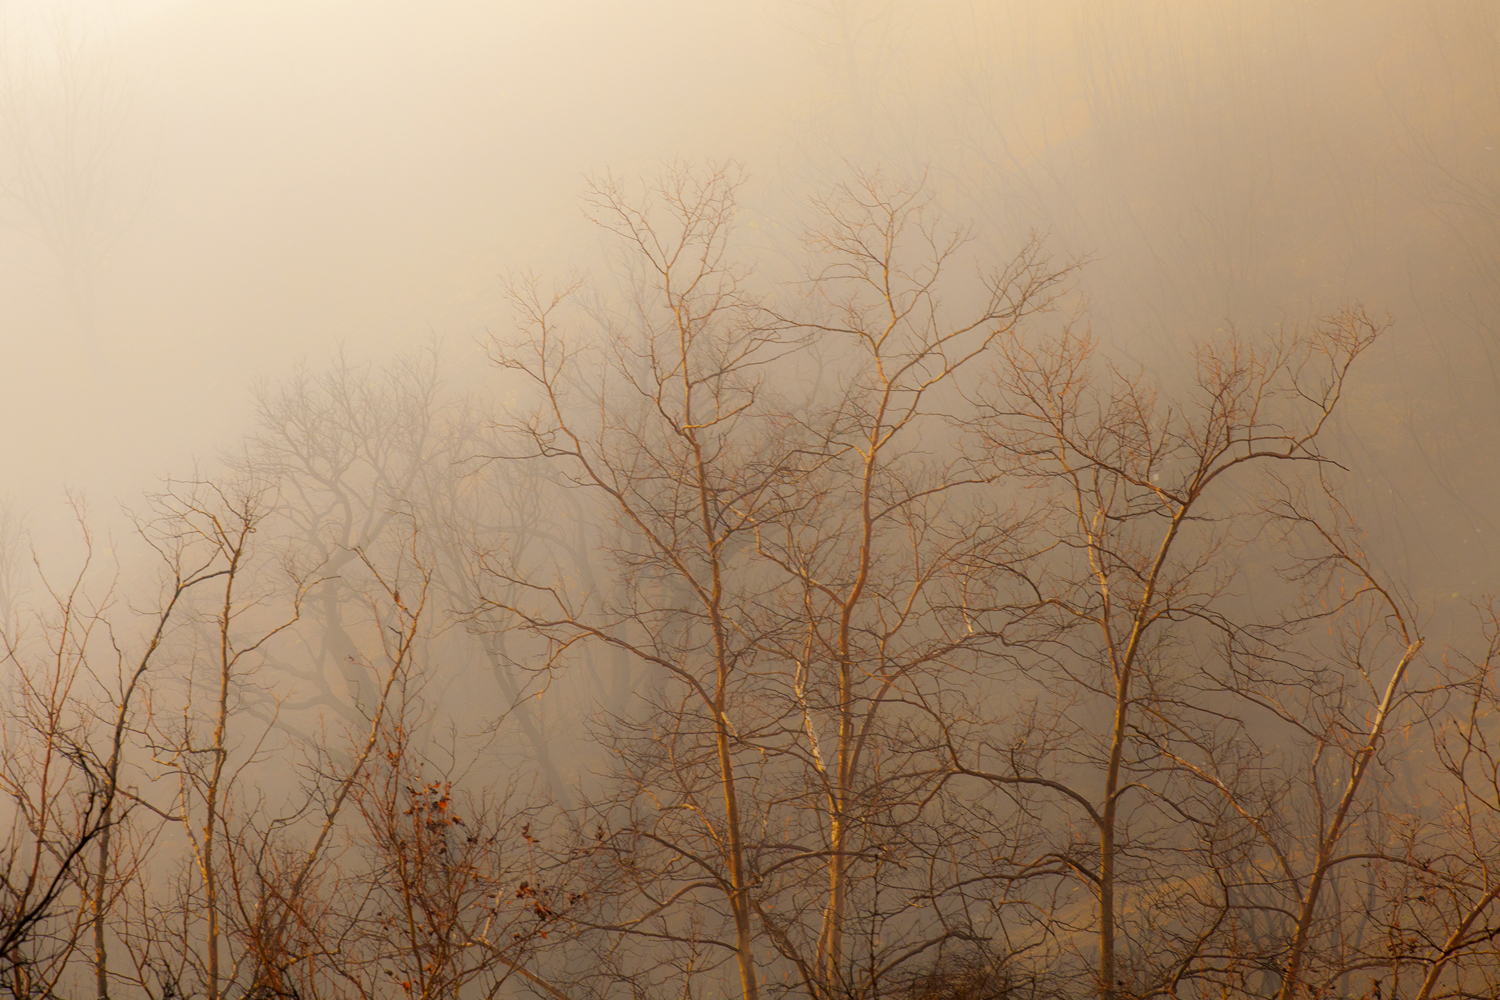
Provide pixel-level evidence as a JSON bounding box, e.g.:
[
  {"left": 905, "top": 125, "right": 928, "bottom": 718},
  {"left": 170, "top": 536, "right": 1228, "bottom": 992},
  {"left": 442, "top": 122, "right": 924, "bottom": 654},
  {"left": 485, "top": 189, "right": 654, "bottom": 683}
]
[{"left": 482, "top": 163, "right": 1069, "bottom": 1000}]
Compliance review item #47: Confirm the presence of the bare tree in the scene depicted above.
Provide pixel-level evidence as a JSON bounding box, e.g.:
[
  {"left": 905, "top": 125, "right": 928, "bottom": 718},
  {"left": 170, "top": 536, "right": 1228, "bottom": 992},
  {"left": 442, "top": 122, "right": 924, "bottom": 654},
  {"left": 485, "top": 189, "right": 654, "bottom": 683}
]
[
  {"left": 83, "top": 495, "right": 255, "bottom": 1000},
  {"left": 331, "top": 683, "right": 565, "bottom": 1000},
  {"left": 112, "top": 480, "right": 316, "bottom": 1000},
  {"left": 0, "top": 505, "right": 229, "bottom": 1000},
  {"left": 0, "top": 520, "right": 111, "bottom": 999},
  {"left": 1380, "top": 602, "right": 1500, "bottom": 1000},
  {"left": 485, "top": 162, "right": 791, "bottom": 1000},
  {"left": 947, "top": 309, "right": 1387, "bottom": 999},
  {"left": 217, "top": 535, "right": 450, "bottom": 1000},
  {"left": 481, "top": 163, "right": 1069, "bottom": 1000},
  {"left": 743, "top": 170, "right": 1065, "bottom": 999}
]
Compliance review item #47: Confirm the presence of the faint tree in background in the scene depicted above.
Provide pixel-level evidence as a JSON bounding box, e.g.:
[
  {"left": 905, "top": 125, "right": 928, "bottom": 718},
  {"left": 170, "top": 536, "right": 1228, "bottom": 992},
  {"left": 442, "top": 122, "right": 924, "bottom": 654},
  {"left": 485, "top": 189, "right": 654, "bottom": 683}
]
[
  {"left": 0, "top": 502, "right": 25, "bottom": 640},
  {"left": 0, "top": 4, "right": 144, "bottom": 341},
  {"left": 244, "top": 349, "right": 580, "bottom": 806},
  {"left": 242, "top": 352, "right": 446, "bottom": 727}
]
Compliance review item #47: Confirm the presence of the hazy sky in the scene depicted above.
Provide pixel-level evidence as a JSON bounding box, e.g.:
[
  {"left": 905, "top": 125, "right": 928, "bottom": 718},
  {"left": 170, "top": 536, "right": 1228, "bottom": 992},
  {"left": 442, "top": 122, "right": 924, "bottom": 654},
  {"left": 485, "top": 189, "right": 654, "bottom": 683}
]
[
  {"left": 0, "top": 0, "right": 814, "bottom": 509},
  {"left": 2, "top": 0, "right": 1496, "bottom": 599}
]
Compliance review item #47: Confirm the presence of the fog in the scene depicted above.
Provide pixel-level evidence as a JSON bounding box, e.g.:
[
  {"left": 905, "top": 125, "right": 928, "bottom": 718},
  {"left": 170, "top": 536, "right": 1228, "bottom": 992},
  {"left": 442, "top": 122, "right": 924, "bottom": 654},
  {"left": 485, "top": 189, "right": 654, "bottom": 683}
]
[
  {"left": 2, "top": 2, "right": 1498, "bottom": 998},
  {"left": 4, "top": 1, "right": 1495, "bottom": 589},
  {"left": 2, "top": 0, "right": 806, "bottom": 507}
]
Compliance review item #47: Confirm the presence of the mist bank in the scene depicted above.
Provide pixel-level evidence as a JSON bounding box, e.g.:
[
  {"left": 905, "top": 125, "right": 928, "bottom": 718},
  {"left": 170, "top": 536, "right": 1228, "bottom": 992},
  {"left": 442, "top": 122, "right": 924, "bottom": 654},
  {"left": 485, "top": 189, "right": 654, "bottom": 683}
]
[{"left": 2, "top": 2, "right": 1495, "bottom": 565}]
